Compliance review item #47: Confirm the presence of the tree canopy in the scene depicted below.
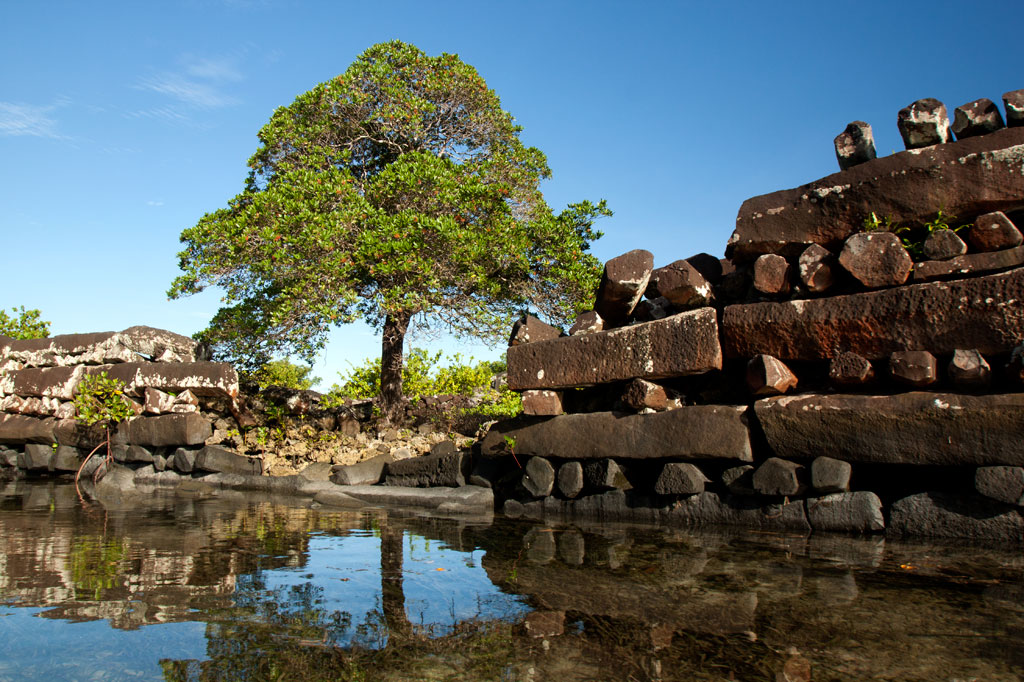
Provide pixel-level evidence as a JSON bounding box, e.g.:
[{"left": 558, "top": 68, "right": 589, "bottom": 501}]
[
  {"left": 169, "top": 40, "right": 608, "bottom": 419},
  {"left": 0, "top": 306, "right": 50, "bottom": 340}
]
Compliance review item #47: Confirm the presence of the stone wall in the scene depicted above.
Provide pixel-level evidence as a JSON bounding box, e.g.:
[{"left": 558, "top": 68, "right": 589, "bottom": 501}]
[
  {"left": 0, "top": 326, "right": 263, "bottom": 478},
  {"left": 493, "top": 90, "right": 1024, "bottom": 541}
]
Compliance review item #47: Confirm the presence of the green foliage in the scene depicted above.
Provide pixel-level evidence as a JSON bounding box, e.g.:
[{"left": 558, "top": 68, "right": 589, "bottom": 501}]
[
  {"left": 325, "top": 348, "right": 521, "bottom": 418},
  {"left": 73, "top": 372, "right": 134, "bottom": 427},
  {"left": 256, "top": 358, "right": 320, "bottom": 390},
  {"left": 861, "top": 212, "right": 900, "bottom": 233},
  {"left": 0, "top": 306, "right": 50, "bottom": 339},
  {"left": 168, "top": 40, "right": 608, "bottom": 391},
  {"left": 861, "top": 209, "right": 967, "bottom": 261}
]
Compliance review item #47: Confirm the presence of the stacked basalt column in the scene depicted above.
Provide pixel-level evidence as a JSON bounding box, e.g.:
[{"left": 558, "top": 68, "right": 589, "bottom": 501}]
[
  {"left": 486, "top": 89, "right": 1024, "bottom": 541},
  {"left": 0, "top": 327, "right": 260, "bottom": 479}
]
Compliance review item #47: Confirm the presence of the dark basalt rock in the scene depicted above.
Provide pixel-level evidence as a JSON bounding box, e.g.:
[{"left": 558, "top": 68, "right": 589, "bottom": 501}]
[
  {"left": 834, "top": 120, "right": 876, "bottom": 171},
  {"left": 594, "top": 249, "right": 654, "bottom": 327},
  {"left": 888, "top": 491, "right": 1023, "bottom": 541},
  {"left": 755, "top": 392, "right": 1024, "bottom": 467},
  {"left": 507, "top": 307, "right": 721, "bottom": 390},
  {"left": 952, "top": 98, "right": 1005, "bottom": 140},
  {"left": 897, "top": 98, "right": 952, "bottom": 149}
]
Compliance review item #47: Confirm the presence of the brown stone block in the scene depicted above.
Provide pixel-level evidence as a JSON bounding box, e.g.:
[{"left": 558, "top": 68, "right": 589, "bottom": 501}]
[
  {"left": 0, "top": 414, "right": 56, "bottom": 445},
  {"left": 889, "top": 350, "right": 938, "bottom": 388},
  {"left": 507, "top": 307, "right": 721, "bottom": 390},
  {"left": 89, "top": 361, "right": 239, "bottom": 398},
  {"left": 921, "top": 229, "right": 967, "bottom": 261},
  {"left": 648, "top": 259, "right": 713, "bottom": 308},
  {"left": 124, "top": 413, "right": 212, "bottom": 447},
  {"left": 838, "top": 232, "right": 912, "bottom": 288},
  {"left": 829, "top": 352, "right": 875, "bottom": 387},
  {"left": 522, "top": 390, "right": 564, "bottom": 416},
  {"left": 753, "top": 254, "right": 791, "bottom": 295},
  {"left": 594, "top": 249, "right": 654, "bottom": 327},
  {"left": 1002, "top": 89, "right": 1024, "bottom": 128},
  {"left": 721, "top": 266, "right": 1024, "bottom": 361},
  {"left": 897, "top": 98, "right": 952, "bottom": 149},
  {"left": 509, "top": 314, "right": 562, "bottom": 346},
  {"left": 948, "top": 349, "right": 991, "bottom": 388},
  {"left": 3, "top": 365, "right": 85, "bottom": 400},
  {"left": 834, "top": 120, "right": 876, "bottom": 171},
  {"left": 754, "top": 392, "right": 1024, "bottom": 466},
  {"left": 966, "top": 211, "right": 1023, "bottom": 252},
  {"left": 912, "top": 245, "right": 1024, "bottom": 282},
  {"left": 727, "top": 126, "right": 1024, "bottom": 262},
  {"left": 568, "top": 311, "right": 604, "bottom": 336},
  {"left": 480, "top": 405, "right": 752, "bottom": 462},
  {"left": 952, "top": 98, "right": 1005, "bottom": 140},
  {"left": 798, "top": 244, "right": 836, "bottom": 293},
  {"left": 746, "top": 354, "right": 797, "bottom": 397}
]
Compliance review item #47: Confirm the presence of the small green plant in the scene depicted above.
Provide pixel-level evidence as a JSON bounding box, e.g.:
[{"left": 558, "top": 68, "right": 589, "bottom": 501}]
[
  {"left": 861, "top": 212, "right": 900, "bottom": 233},
  {"left": 73, "top": 372, "right": 134, "bottom": 493},
  {"left": 502, "top": 435, "right": 522, "bottom": 469}
]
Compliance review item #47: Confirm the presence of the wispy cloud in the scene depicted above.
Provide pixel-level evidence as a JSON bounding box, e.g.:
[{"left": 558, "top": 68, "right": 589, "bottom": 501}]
[
  {"left": 147, "top": 200, "right": 165, "bottom": 207},
  {"left": 138, "top": 73, "right": 239, "bottom": 109},
  {"left": 0, "top": 100, "right": 67, "bottom": 138},
  {"left": 133, "top": 53, "right": 244, "bottom": 123}
]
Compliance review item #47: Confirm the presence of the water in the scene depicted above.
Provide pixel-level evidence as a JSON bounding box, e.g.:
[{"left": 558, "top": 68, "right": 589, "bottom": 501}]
[{"left": 0, "top": 479, "right": 1022, "bottom": 681}]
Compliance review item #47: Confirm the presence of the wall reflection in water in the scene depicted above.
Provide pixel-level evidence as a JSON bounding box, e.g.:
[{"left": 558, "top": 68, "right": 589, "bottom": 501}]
[{"left": 1, "top": 480, "right": 1022, "bottom": 681}]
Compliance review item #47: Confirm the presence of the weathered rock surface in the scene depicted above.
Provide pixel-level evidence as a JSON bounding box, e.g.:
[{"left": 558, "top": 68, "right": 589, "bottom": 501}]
[
  {"left": 951, "top": 98, "right": 1005, "bottom": 140},
  {"left": 810, "top": 456, "right": 851, "bottom": 493},
  {"left": 568, "top": 311, "right": 604, "bottom": 336},
  {"left": 727, "top": 126, "right": 1024, "bottom": 262},
  {"left": 889, "top": 350, "right": 938, "bottom": 388},
  {"left": 0, "top": 414, "right": 55, "bottom": 444},
  {"left": 384, "top": 450, "right": 466, "bottom": 487},
  {"left": 331, "top": 453, "right": 391, "bottom": 486},
  {"left": 0, "top": 326, "right": 200, "bottom": 370},
  {"left": 509, "top": 315, "right": 561, "bottom": 347},
  {"left": 722, "top": 465, "right": 755, "bottom": 495},
  {"left": 124, "top": 413, "right": 212, "bottom": 447},
  {"left": 22, "top": 444, "right": 53, "bottom": 470},
  {"left": 584, "top": 458, "right": 631, "bottom": 491},
  {"left": 966, "top": 211, "right": 1023, "bottom": 252},
  {"left": 557, "top": 461, "right": 583, "bottom": 498},
  {"left": 521, "top": 390, "right": 564, "bottom": 416},
  {"left": 806, "top": 492, "right": 884, "bottom": 533},
  {"left": 897, "top": 98, "right": 952, "bottom": 149},
  {"left": 1005, "top": 89, "right": 1024, "bottom": 127},
  {"left": 722, "top": 266, "right": 1024, "bottom": 360},
  {"left": 746, "top": 354, "right": 797, "bottom": 396},
  {"left": 194, "top": 444, "right": 261, "bottom": 476},
  {"left": 888, "top": 492, "right": 1023, "bottom": 541},
  {"left": 834, "top": 121, "right": 876, "bottom": 170},
  {"left": 522, "top": 456, "right": 555, "bottom": 498},
  {"left": 948, "top": 349, "right": 991, "bottom": 388},
  {"left": 838, "top": 232, "right": 912, "bottom": 288},
  {"left": 316, "top": 485, "right": 494, "bottom": 516},
  {"left": 975, "top": 466, "right": 1024, "bottom": 506},
  {"left": 648, "top": 259, "right": 713, "bottom": 308},
  {"left": 481, "top": 405, "right": 752, "bottom": 462},
  {"left": 752, "top": 254, "right": 791, "bottom": 295},
  {"left": 621, "top": 378, "right": 668, "bottom": 411},
  {"left": 912, "top": 244, "right": 1024, "bottom": 282},
  {"left": 507, "top": 307, "right": 721, "bottom": 390},
  {"left": 96, "top": 361, "right": 239, "bottom": 398},
  {"left": 922, "top": 229, "right": 967, "bottom": 260},
  {"left": 797, "top": 243, "right": 836, "bottom": 293},
  {"left": 829, "top": 352, "right": 874, "bottom": 387},
  {"left": 654, "top": 462, "right": 707, "bottom": 495},
  {"left": 755, "top": 392, "right": 1024, "bottom": 466},
  {"left": 594, "top": 249, "right": 654, "bottom": 326},
  {"left": 752, "top": 457, "right": 805, "bottom": 496}
]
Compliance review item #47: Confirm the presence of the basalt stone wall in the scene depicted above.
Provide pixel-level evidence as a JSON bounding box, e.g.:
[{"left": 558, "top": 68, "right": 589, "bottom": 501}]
[
  {"left": 0, "top": 327, "right": 262, "bottom": 479},
  {"left": 497, "top": 90, "right": 1024, "bottom": 542}
]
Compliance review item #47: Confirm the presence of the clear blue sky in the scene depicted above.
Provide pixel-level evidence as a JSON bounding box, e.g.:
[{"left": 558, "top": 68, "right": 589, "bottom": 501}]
[{"left": 3, "top": 1, "right": 1022, "bottom": 387}]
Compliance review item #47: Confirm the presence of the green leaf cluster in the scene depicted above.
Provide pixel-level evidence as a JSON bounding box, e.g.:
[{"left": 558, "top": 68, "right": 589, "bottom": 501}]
[
  {"left": 0, "top": 306, "right": 50, "bottom": 339},
  {"left": 325, "top": 348, "right": 521, "bottom": 418},
  {"left": 255, "top": 358, "right": 321, "bottom": 390},
  {"left": 169, "top": 40, "right": 608, "bottom": 379},
  {"left": 73, "top": 372, "right": 134, "bottom": 427}
]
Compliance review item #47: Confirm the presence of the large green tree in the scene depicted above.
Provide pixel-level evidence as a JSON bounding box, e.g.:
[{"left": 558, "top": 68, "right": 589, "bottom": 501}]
[
  {"left": 169, "top": 41, "right": 607, "bottom": 420},
  {"left": 0, "top": 306, "right": 50, "bottom": 339}
]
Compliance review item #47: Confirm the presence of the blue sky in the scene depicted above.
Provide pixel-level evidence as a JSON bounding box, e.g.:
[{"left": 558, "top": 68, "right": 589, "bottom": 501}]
[{"left": 3, "top": 1, "right": 1022, "bottom": 387}]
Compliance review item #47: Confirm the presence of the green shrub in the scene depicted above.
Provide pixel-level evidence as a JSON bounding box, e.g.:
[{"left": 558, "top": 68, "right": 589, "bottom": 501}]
[
  {"left": 73, "top": 372, "right": 134, "bottom": 427},
  {"left": 0, "top": 306, "right": 50, "bottom": 339},
  {"left": 324, "top": 348, "right": 520, "bottom": 419}
]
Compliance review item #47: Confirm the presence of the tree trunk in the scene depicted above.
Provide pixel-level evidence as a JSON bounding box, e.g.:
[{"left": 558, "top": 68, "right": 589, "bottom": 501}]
[
  {"left": 379, "top": 311, "right": 411, "bottom": 424},
  {"left": 379, "top": 516, "right": 411, "bottom": 640}
]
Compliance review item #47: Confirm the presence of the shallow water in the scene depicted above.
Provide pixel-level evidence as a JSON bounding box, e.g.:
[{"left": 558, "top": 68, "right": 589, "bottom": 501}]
[{"left": 0, "top": 479, "right": 1021, "bottom": 681}]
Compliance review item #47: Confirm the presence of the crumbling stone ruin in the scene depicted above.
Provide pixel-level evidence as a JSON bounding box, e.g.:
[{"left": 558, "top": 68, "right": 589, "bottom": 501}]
[{"left": 487, "top": 89, "right": 1024, "bottom": 542}]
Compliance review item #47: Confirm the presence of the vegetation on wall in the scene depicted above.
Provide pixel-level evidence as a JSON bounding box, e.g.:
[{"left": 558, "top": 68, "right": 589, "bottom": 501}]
[{"left": 0, "top": 306, "right": 50, "bottom": 339}]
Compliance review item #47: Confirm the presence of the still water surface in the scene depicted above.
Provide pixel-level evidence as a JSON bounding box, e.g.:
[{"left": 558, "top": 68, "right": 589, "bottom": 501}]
[{"left": 0, "top": 479, "right": 1021, "bottom": 681}]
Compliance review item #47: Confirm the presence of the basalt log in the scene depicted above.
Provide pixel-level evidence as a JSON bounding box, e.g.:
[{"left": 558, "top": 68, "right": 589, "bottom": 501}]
[
  {"left": 481, "top": 405, "right": 752, "bottom": 461},
  {"left": 754, "top": 392, "right": 1024, "bottom": 466},
  {"left": 721, "top": 266, "right": 1024, "bottom": 361},
  {"left": 507, "top": 307, "right": 721, "bottom": 390},
  {"left": 0, "top": 326, "right": 200, "bottom": 369},
  {"left": 726, "top": 126, "right": 1024, "bottom": 262}
]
